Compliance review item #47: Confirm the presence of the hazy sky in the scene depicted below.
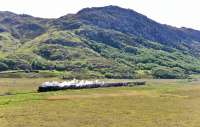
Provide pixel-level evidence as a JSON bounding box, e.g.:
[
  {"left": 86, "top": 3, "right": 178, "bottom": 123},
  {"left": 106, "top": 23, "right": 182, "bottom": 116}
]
[{"left": 0, "top": 0, "right": 199, "bottom": 30}]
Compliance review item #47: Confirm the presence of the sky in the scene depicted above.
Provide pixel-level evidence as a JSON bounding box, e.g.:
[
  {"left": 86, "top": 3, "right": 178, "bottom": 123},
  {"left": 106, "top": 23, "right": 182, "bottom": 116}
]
[{"left": 0, "top": 0, "right": 199, "bottom": 30}]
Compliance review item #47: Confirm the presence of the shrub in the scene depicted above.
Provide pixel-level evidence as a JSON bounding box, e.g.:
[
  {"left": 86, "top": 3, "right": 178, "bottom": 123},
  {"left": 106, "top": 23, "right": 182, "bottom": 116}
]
[
  {"left": 0, "top": 58, "right": 31, "bottom": 70},
  {"left": 152, "top": 67, "right": 187, "bottom": 79},
  {"left": 35, "top": 45, "right": 70, "bottom": 61},
  {"left": 124, "top": 46, "right": 138, "bottom": 54},
  {"left": 0, "top": 62, "right": 9, "bottom": 71},
  {"left": 31, "top": 59, "right": 53, "bottom": 70}
]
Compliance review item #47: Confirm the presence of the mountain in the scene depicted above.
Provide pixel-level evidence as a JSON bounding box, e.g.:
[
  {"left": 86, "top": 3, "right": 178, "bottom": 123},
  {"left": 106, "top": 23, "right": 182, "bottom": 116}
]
[{"left": 0, "top": 5, "right": 200, "bottom": 79}]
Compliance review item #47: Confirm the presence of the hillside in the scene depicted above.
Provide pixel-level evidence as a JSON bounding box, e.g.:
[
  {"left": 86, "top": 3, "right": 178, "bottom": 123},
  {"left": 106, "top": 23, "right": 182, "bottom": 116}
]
[{"left": 0, "top": 6, "right": 200, "bottom": 79}]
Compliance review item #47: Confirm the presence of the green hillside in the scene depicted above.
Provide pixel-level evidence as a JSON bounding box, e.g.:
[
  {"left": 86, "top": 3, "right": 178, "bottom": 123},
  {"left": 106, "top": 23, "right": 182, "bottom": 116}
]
[{"left": 0, "top": 6, "right": 200, "bottom": 79}]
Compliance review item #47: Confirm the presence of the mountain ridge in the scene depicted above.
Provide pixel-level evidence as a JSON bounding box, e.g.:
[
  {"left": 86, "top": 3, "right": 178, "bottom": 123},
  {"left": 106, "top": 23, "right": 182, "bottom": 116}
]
[{"left": 0, "top": 6, "right": 200, "bottom": 79}]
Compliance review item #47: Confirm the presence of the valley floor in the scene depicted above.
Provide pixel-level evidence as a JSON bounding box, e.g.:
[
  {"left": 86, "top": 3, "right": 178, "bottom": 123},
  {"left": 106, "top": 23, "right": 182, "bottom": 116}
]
[{"left": 0, "top": 78, "right": 200, "bottom": 127}]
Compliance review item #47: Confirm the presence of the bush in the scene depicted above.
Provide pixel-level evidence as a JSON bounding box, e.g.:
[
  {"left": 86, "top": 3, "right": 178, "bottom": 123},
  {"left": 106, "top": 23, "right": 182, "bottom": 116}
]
[
  {"left": 35, "top": 45, "right": 70, "bottom": 61},
  {"left": 152, "top": 67, "right": 187, "bottom": 79},
  {"left": 0, "top": 58, "right": 31, "bottom": 70},
  {"left": 0, "top": 62, "right": 9, "bottom": 71},
  {"left": 31, "top": 59, "right": 53, "bottom": 70},
  {"left": 0, "top": 59, "right": 16, "bottom": 69},
  {"left": 104, "top": 72, "right": 113, "bottom": 78},
  {"left": 124, "top": 46, "right": 138, "bottom": 54}
]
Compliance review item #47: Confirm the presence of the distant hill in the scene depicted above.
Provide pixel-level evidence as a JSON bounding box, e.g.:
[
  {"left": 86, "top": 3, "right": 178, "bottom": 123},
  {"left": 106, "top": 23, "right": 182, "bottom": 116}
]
[{"left": 0, "top": 5, "right": 200, "bottom": 79}]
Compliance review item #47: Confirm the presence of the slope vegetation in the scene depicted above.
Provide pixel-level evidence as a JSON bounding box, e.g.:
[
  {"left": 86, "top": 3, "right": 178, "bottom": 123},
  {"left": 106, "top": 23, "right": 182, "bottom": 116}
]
[{"left": 0, "top": 6, "right": 200, "bottom": 78}]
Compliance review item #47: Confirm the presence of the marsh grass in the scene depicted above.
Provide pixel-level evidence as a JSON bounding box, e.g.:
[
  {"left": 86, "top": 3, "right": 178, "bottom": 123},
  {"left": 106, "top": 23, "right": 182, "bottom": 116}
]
[{"left": 0, "top": 78, "right": 200, "bottom": 127}]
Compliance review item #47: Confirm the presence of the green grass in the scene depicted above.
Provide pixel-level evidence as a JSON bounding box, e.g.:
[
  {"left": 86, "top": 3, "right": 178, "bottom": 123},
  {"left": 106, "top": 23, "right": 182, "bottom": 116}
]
[{"left": 0, "top": 78, "right": 200, "bottom": 127}]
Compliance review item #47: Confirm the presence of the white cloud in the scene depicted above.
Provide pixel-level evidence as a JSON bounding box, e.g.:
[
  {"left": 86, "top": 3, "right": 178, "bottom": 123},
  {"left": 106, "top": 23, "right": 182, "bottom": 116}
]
[{"left": 0, "top": 0, "right": 199, "bottom": 30}]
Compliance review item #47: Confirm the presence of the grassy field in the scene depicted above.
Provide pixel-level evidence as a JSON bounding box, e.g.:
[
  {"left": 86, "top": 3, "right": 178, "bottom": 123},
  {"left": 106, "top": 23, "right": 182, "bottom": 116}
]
[{"left": 1, "top": 78, "right": 200, "bottom": 127}]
